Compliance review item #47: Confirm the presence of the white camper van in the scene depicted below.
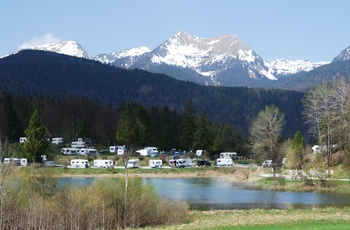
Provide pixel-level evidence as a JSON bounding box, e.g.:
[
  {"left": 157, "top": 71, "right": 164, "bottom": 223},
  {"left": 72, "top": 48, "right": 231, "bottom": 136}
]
[
  {"left": 216, "top": 158, "right": 234, "bottom": 167},
  {"left": 52, "top": 137, "right": 64, "bottom": 144},
  {"left": 71, "top": 159, "right": 90, "bottom": 168},
  {"left": 136, "top": 147, "right": 159, "bottom": 157},
  {"left": 109, "top": 146, "right": 127, "bottom": 155},
  {"left": 19, "top": 137, "right": 27, "bottom": 144},
  {"left": 93, "top": 159, "right": 114, "bottom": 168},
  {"left": 196, "top": 150, "right": 203, "bottom": 157},
  {"left": 79, "top": 148, "right": 98, "bottom": 156},
  {"left": 149, "top": 159, "right": 162, "bottom": 168},
  {"left": 220, "top": 152, "right": 237, "bottom": 159},
  {"left": 3, "top": 158, "right": 27, "bottom": 166},
  {"left": 126, "top": 159, "right": 140, "bottom": 168},
  {"left": 71, "top": 141, "right": 87, "bottom": 148},
  {"left": 61, "top": 147, "right": 80, "bottom": 155}
]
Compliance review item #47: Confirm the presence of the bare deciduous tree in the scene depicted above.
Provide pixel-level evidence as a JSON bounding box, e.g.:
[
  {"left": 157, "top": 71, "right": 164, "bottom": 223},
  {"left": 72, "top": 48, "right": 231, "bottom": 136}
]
[{"left": 250, "top": 105, "right": 285, "bottom": 162}]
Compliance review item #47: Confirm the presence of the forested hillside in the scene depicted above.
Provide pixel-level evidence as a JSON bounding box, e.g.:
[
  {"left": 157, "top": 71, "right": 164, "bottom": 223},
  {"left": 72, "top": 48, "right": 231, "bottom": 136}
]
[{"left": 0, "top": 50, "right": 307, "bottom": 139}]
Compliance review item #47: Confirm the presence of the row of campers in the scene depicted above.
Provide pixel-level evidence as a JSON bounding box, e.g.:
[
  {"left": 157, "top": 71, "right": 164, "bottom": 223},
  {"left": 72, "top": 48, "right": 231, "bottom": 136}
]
[{"left": 71, "top": 159, "right": 114, "bottom": 168}]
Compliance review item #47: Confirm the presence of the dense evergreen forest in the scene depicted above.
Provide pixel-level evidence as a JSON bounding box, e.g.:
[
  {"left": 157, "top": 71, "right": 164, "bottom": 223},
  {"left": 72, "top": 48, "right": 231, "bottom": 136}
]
[
  {"left": 0, "top": 50, "right": 309, "bottom": 148},
  {"left": 0, "top": 94, "right": 251, "bottom": 156}
]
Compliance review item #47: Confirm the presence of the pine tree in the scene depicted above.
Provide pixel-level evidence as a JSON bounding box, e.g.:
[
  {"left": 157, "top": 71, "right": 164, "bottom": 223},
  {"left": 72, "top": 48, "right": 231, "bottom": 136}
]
[
  {"left": 289, "top": 130, "right": 306, "bottom": 169},
  {"left": 180, "top": 99, "right": 196, "bottom": 150},
  {"left": 193, "top": 111, "right": 211, "bottom": 150},
  {"left": 136, "top": 105, "right": 151, "bottom": 146},
  {"left": 77, "top": 120, "right": 90, "bottom": 139},
  {"left": 116, "top": 102, "right": 139, "bottom": 147},
  {"left": 22, "top": 109, "right": 50, "bottom": 163}
]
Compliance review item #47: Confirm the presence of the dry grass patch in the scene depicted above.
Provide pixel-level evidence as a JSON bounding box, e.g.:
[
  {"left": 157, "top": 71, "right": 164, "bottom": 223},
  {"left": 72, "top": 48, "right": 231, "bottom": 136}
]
[{"left": 141, "top": 207, "right": 350, "bottom": 230}]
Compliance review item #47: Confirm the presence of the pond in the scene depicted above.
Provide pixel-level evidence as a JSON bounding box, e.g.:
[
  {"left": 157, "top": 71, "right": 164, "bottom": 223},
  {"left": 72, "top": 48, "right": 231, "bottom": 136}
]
[{"left": 58, "top": 177, "right": 350, "bottom": 210}]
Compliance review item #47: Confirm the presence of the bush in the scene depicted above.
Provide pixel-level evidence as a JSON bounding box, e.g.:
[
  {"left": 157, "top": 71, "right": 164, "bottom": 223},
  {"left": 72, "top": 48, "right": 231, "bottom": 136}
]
[{"left": 0, "top": 170, "right": 190, "bottom": 229}]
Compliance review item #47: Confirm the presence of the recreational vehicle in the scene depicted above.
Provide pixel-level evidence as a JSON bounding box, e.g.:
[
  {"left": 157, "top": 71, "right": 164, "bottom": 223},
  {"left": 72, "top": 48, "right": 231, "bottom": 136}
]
[
  {"left": 52, "top": 137, "right": 64, "bottom": 145},
  {"left": 3, "top": 158, "right": 27, "bottom": 166},
  {"left": 136, "top": 147, "right": 159, "bottom": 157},
  {"left": 93, "top": 159, "right": 114, "bottom": 168},
  {"left": 71, "top": 141, "right": 87, "bottom": 148},
  {"left": 19, "top": 137, "right": 27, "bottom": 144},
  {"left": 70, "top": 159, "right": 90, "bottom": 168},
  {"left": 109, "top": 146, "right": 127, "bottom": 155},
  {"left": 220, "top": 152, "right": 237, "bottom": 159},
  {"left": 196, "top": 150, "right": 203, "bottom": 157},
  {"left": 79, "top": 148, "right": 98, "bottom": 156},
  {"left": 169, "top": 158, "right": 194, "bottom": 168},
  {"left": 178, "top": 158, "right": 195, "bottom": 167},
  {"left": 61, "top": 147, "right": 80, "bottom": 155},
  {"left": 216, "top": 158, "right": 234, "bottom": 167},
  {"left": 126, "top": 159, "right": 140, "bottom": 168},
  {"left": 149, "top": 159, "right": 162, "bottom": 168}
]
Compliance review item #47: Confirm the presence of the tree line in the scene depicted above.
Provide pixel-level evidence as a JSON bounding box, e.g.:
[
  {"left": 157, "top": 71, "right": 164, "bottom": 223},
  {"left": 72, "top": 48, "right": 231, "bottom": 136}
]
[{"left": 0, "top": 93, "right": 248, "bottom": 160}]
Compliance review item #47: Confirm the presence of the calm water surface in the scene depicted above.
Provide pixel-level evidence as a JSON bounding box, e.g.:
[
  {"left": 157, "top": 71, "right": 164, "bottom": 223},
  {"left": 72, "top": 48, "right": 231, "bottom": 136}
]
[{"left": 59, "top": 177, "right": 350, "bottom": 210}]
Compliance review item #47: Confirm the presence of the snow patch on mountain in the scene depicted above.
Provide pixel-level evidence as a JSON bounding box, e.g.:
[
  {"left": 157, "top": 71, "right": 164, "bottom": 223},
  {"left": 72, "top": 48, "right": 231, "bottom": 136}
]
[
  {"left": 95, "top": 46, "right": 151, "bottom": 64},
  {"left": 265, "top": 59, "right": 329, "bottom": 75}
]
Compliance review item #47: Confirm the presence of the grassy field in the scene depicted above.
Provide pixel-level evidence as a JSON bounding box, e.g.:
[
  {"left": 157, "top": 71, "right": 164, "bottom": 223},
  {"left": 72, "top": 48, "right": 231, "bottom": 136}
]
[{"left": 141, "top": 208, "right": 350, "bottom": 230}]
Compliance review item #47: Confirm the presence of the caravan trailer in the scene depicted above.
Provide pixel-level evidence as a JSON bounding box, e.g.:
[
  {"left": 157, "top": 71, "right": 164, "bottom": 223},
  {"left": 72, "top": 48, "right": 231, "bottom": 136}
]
[
  {"left": 220, "top": 152, "right": 237, "bottom": 159},
  {"left": 71, "top": 159, "right": 90, "bottom": 168},
  {"left": 149, "top": 159, "right": 162, "bottom": 168},
  {"left": 136, "top": 147, "right": 159, "bottom": 157},
  {"left": 19, "top": 137, "right": 27, "bottom": 144},
  {"left": 3, "top": 158, "right": 27, "bottom": 166},
  {"left": 79, "top": 148, "right": 98, "bottom": 156},
  {"left": 52, "top": 137, "right": 64, "bottom": 145},
  {"left": 109, "top": 146, "right": 127, "bottom": 155},
  {"left": 71, "top": 141, "right": 87, "bottom": 148},
  {"left": 61, "top": 147, "right": 80, "bottom": 155},
  {"left": 126, "top": 159, "right": 140, "bottom": 168},
  {"left": 217, "top": 158, "right": 234, "bottom": 167},
  {"left": 93, "top": 159, "right": 114, "bottom": 168}
]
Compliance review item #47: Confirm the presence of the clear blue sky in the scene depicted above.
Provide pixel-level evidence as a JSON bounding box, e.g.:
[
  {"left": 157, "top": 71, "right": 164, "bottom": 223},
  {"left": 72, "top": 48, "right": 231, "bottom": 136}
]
[{"left": 1, "top": 0, "right": 349, "bottom": 62}]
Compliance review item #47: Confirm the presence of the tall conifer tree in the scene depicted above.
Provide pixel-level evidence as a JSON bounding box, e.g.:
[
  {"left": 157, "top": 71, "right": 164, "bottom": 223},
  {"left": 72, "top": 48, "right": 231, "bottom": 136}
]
[{"left": 22, "top": 109, "right": 50, "bottom": 163}]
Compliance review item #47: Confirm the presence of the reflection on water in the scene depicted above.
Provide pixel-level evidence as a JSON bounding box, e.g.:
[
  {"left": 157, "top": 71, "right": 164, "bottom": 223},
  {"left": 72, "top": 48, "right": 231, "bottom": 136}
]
[{"left": 59, "top": 177, "right": 350, "bottom": 210}]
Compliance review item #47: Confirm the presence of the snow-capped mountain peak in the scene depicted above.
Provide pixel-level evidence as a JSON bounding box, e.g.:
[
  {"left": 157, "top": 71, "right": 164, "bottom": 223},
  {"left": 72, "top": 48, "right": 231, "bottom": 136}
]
[
  {"left": 332, "top": 46, "right": 350, "bottom": 62},
  {"left": 147, "top": 31, "right": 274, "bottom": 82},
  {"left": 265, "top": 59, "right": 329, "bottom": 75},
  {"left": 23, "top": 41, "right": 91, "bottom": 59}
]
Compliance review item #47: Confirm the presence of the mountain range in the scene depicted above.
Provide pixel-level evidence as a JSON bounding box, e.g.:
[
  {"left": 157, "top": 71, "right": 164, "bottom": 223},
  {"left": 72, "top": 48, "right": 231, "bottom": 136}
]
[{"left": 2, "top": 31, "right": 350, "bottom": 90}]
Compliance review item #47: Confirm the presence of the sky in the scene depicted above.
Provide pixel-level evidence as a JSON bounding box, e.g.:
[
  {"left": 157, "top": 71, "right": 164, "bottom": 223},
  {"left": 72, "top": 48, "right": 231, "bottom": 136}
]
[{"left": 1, "top": 0, "right": 350, "bottom": 62}]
